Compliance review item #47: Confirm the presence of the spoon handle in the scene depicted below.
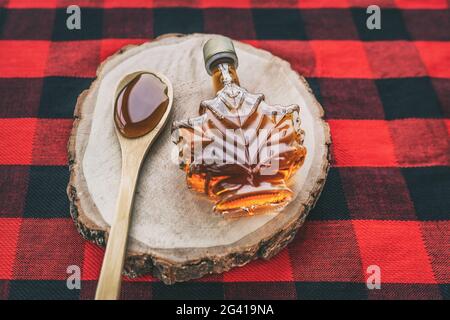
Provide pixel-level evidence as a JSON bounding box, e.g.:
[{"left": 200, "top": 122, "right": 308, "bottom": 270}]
[{"left": 95, "top": 150, "right": 142, "bottom": 300}]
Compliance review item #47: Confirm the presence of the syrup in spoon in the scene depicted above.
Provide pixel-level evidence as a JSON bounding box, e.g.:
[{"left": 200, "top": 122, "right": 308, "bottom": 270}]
[{"left": 114, "top": 72, "right": 169, "bottom": 138}]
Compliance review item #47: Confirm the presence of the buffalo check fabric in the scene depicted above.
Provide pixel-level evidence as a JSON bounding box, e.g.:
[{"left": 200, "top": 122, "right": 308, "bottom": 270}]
[{"left": 0, "top": 0, "right": 449, "bottom": 300}]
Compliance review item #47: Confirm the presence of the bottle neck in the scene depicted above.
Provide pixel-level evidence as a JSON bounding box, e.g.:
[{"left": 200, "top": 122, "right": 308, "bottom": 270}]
[
  {"left": 211, "top": 62, "right": 240, "bottom": 93},
  {"left": 218, "top": 64, "right": 233, "bottom": 86}
]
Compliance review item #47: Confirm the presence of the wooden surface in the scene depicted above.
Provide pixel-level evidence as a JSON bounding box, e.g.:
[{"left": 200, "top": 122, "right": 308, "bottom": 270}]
[{"left": 67, "top": 34, "right": 331, "bottom": 284}]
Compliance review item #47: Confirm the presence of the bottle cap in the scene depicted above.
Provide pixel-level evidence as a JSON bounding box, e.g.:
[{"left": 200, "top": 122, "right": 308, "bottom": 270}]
[{"left": 203, "top": 36, "right": 238, "bottom": 75}]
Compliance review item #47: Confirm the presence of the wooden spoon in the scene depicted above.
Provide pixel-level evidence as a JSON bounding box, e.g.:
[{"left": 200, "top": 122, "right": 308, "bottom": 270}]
[{"left": 95, "top": 71, "right": 173, "bottom": 300}]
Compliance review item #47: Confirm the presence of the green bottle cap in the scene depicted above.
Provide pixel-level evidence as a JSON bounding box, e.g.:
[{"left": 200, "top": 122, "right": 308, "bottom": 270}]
[{"left": 203, "top": 36, "right": 238, "bottom": 75}]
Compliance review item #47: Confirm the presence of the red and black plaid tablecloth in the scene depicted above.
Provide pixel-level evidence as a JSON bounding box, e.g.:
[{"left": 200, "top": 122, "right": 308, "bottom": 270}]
[{"left": 0, "top": 0, "right": 449, "bottom": 300}]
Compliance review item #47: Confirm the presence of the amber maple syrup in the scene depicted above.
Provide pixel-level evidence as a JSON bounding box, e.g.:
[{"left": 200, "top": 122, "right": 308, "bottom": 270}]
[
  {"left": 172, "top": 36, "right": 307, "bottom": 217},
  {"left": 114, "top": 73, "right": 169, "bottom": 138}
]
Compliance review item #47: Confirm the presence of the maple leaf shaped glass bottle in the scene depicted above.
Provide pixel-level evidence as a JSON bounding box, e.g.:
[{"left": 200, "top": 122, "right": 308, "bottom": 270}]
[{"left": 172, "top": 36, "right": 307, "bottom": 217}]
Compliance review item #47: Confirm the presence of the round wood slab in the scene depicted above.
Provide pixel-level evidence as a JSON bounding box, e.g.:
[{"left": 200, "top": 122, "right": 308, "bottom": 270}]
[{"left": 67, "top": 33, "right": 331, "bottom": 284}]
